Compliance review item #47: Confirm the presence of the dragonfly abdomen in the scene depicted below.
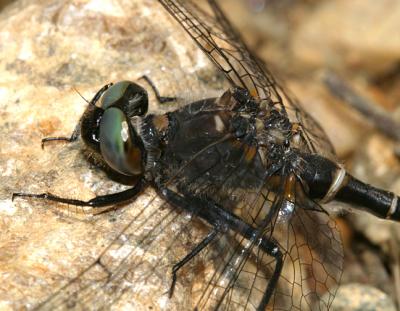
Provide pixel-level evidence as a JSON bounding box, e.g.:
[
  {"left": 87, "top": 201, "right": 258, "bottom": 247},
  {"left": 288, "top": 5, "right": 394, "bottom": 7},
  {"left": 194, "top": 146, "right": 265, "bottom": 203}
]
[{"left": 301, "top": 153, "right": 400, "bottom": 220}]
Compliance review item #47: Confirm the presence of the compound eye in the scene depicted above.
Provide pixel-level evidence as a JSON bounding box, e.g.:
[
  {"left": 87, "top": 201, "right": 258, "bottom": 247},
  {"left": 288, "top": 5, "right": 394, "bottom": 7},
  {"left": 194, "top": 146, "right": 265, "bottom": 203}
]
[
  {"left": 99, "top": 107, "right": 143, "bottom": 176},
  {"left": 100, "top": 81, "right": 148, "bottom": 116}
]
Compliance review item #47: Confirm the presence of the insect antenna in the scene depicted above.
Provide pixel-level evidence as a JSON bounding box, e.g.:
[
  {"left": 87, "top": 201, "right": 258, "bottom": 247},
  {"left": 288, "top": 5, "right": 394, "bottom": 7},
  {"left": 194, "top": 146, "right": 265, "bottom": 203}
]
[{"left": 73, "top": 86, "right": 90, "bottom": 105}]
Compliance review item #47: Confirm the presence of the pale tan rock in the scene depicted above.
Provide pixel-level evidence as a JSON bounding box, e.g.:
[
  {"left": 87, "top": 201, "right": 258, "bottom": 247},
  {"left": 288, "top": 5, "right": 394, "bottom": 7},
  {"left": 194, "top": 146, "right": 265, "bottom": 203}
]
[
  {"left": 1, "top": 1, "right": 399, "bottom": 310},
  {"left": 330, "top": 283, "right": 397, "bottom": 311},
  {"left": 292, "top": 0, "right": 400, "bottom": 75}
]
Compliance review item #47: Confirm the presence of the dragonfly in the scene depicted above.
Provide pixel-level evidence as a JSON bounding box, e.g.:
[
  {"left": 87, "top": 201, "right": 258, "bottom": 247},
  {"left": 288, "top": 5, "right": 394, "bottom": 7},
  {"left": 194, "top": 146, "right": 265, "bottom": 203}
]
[{"left": 12, "top": 0, "right": 400, "bottom": 310}]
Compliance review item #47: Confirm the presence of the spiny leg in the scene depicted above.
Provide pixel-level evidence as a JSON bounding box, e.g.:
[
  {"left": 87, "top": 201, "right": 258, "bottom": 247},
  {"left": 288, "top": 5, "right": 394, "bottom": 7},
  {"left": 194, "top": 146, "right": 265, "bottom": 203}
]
[
  {"left": 257, "top": 239, "right": 283, "bottom": 311},
  {"left": 139, "top": 75, "right": 177, "bottom": 104},
  {"left": 159, "top": 186, "right": 283, "bottom": 309},
  {"left": 12, "top": 179, "right": 144, "bottom": 208},
  {"left": 41, "top": 83, "right": 113, "bottom": 148},
  {"left": 169, "top": 228, "right": 218, "bottom": 298}
]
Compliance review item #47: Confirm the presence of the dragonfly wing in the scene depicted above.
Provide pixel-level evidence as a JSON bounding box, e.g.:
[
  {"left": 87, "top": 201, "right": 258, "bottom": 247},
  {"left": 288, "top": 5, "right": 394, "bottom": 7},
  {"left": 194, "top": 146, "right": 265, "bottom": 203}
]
[{"left": 157, "top": 0, "right": 336, "bottom": 159}]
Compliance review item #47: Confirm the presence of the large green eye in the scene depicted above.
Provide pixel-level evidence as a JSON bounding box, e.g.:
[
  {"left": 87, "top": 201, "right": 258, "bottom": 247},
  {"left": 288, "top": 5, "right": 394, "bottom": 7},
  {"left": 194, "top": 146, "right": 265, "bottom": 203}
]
[
  {"left": 100, "top": 81, "right": 148, "bottom": 116},
  {"left": 99, "top": 107, "right": 143, "bottom": 176}
]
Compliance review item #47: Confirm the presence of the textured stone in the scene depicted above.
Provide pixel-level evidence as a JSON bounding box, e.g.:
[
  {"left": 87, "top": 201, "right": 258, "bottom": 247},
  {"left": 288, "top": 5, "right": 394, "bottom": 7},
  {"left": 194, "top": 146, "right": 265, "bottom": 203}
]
[
  {"left": 292, "top": 0, "right": 400, "bottom": 75},
  {"left": 1, "top": 0, "right": 399, "bottom": 310},
  {"left": 330, "top": 283, "right": 397, "bottom": 311}
]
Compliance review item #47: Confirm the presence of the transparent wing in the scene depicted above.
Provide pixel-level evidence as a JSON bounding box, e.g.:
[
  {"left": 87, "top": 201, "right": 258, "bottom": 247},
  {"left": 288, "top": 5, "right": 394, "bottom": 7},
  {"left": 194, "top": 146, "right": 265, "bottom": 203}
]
[
  {"left": 270, "top": 206, "right": 343, "bottom": 310},
  {"left": 35, "top": 139, "right": 342, "bottom": 311},
  {"left": 157, "top": 0, "right": 336, "bottom": 159},
  {"left": 185, "top": 189, "right": 344, "bottom": 311}
]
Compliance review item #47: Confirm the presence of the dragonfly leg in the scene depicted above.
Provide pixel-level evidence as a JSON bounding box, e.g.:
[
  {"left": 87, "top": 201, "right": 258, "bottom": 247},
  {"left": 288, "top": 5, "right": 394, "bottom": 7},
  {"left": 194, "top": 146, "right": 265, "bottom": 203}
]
[
  {"left": 40, "top": 123, "right": 81, "bottom": 148},
  {"left": 41, "top": 83, "right": 113, "bottom": 148},
  {"left": 12, "top": 179, "right": 144, "bottom": 208},
  {"left": 257, "top": 239, "right": 283, "bottom": 311},
  {"left": 158, "top": 186, "right": 283, "bottom": 308},
  {"left": 139, "top": 75, "right": 177, "bottom": 104},
  {"left": 169, "top": 228, "right": 218, "bottom": 298}
]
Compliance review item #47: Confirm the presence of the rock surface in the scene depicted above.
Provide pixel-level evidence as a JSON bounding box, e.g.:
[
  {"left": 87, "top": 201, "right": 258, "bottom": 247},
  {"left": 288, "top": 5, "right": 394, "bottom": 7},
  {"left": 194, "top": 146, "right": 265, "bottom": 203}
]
[
  {"left": 330, "top": 283, "right": 397, "bottom": 311},
  {"left": 1, "top": 0, "right": 399, "bottom": 310},
  {"left": 292, "top": 0, "right": 400, "bottom": 75}
]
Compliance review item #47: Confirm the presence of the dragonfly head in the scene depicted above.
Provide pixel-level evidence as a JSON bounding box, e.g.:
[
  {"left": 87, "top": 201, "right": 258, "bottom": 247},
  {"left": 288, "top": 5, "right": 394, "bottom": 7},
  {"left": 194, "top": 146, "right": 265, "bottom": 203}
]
[{"left": 81, "top": 81, "right": 148, "bottom": 176}]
